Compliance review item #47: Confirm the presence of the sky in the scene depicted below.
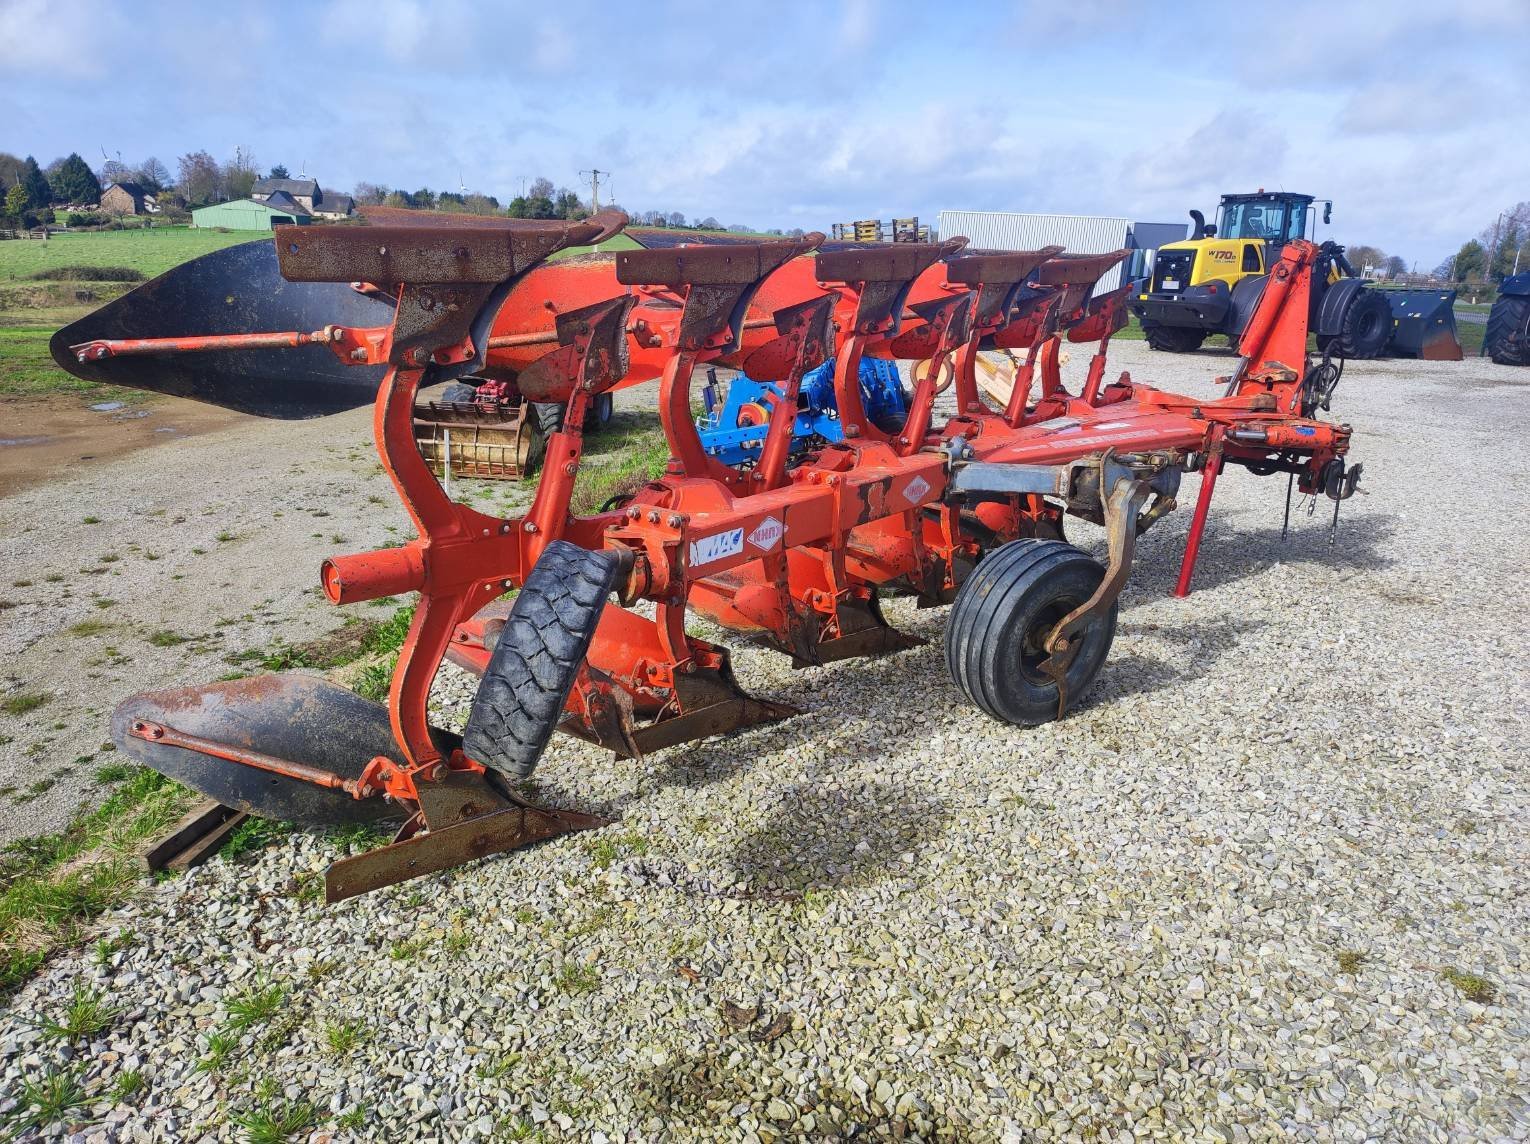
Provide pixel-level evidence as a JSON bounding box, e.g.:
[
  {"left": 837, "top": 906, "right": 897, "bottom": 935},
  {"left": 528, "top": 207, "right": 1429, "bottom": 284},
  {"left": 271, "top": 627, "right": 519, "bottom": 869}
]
[{"left": 4, "top": 0, "right": 1526, "bottom": 270}]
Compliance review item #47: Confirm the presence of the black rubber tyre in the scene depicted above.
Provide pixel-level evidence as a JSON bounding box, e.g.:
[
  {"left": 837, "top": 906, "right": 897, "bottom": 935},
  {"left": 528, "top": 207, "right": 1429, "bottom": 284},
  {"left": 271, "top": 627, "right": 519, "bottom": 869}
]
[
  {"left": 462, "top": 541, "right": 620, "bottom": 778},
  {"left": 944, "top": 539, "right": 1117, "bottom": 726},
  {"left": 441, "top": 381, "right": 479, "bottom": 403},
  {"left": 1142, "top": 323, "right": 1206, "bottom": 353},
  {"left": 1485, "top": 293, "right": 1530, "bottom": 366},
  {"left": 583, "top": 392, "right": 614, "bottom": 431},
  {"left": 1327, "top": 289, "right": 1392, "bottom": 359},
  {"left": 532, "top": 401, "right": 566, "bottom": 436}
]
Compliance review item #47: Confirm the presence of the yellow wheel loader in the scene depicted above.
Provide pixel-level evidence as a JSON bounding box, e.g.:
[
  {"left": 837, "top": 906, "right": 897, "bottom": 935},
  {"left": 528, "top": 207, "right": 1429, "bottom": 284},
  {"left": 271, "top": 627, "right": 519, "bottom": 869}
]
[{"left": 1130, "top": 191, "right": 1461, "bottom": 360}]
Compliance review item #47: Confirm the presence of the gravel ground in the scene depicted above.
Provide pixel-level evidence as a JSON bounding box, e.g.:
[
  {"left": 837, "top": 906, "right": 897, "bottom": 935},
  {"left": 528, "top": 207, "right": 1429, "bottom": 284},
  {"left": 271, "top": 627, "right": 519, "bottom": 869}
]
[{"left": 1, "top": 344, "right": 1527, "bottom": 1141}]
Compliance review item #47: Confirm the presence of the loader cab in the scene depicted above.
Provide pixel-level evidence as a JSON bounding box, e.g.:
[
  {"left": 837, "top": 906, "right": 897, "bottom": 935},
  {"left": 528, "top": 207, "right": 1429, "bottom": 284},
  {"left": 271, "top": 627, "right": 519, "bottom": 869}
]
[{"left": 1215, "top": 192, "right": 1314, "bottom": 246}]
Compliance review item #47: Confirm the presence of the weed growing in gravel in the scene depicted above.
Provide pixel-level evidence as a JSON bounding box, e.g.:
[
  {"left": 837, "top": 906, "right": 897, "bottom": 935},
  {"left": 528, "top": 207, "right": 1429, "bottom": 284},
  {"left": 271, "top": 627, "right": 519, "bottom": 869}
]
[
  {"left": 42, "top": 983, "right": 122, "bottom": 1040},
  {"left": 82, "top": 515, "right": 100, "bottom": 524},
  {"left": 502, "top": 1117, "right": 549, "bottom": 1141},
  {"left": 478, "top": 1050, "right": 525, "bottom": 1080},
  {"left": 3, "top": 1065, "right": 86, "bottom": 1135},
  {"left": 235, "top": 1096, "right": 318, "bottom": 1144},
  {"left": 324, "top": 1019, "right": 372, "bottom": 1056},
  {"left": 93, "top": 929, "right": 136, "bottom": 964},
  {"left": 227, "top": 978, "right": 288, "bottom": 1030},
  {"left": 587, "top": 828, "right": 649, "bottom": 870},
  {"left": 554, "top": 961, "right": 601, "bottom": 995},
  {"left": 12, "top": 578, "right": 31, "bottom": 587},
  {"left": 196, "top": 1030, "right": 238, "bottom": 1073},
  {"left": 1336, "top": 950, "right": 1368, "bottom": 975},
  {"left": 219, "top": 816, "right": 294, "bottom": 860},
  {"left": 2, "top": 691, "right": 49, "bottom": 716},
  {"left": 1440, "top": 967, "right": 1496, "bottom": 1004},
  {"left": 147, "top": 629, "right": 187, "bottom": 647},
  {"left": 389, "top": 935, "right": 430, "bottom": 960},
  {"left": 112, "top": 1068, "right": 146, "bottom": 1103},
  {"left": 336, "top": 1103, "right": 371, "bottom": 1130},
  {"left": 67, "top": 618, "right": 112, "bottom": 636},
  {"left": 327, "top": 822, "right": 389, "bottom": 853}
]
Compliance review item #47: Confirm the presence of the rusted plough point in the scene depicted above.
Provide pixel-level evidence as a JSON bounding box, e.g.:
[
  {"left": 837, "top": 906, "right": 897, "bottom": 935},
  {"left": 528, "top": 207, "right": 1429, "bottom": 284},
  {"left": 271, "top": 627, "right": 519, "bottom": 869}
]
[{"left": 54, "top": 209, "right": 1364, "bottom": 899}]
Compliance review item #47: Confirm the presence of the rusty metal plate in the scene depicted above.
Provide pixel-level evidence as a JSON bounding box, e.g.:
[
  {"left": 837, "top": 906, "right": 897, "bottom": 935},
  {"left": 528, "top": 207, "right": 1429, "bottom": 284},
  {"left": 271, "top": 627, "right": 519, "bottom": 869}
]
[
  {"left": 615, "top": 233, "right": 823, "bottom": 288},
  {"left": 815, "top": 237, "right": 966, "bottom": 286},
  {"left": 1037, "top": 250, "right": 1130, "bottom": 287},
  {"left": 276, "top": 210, "right": 627, "bottom": 285},
  {"left": 945, "top": 246, "right": 1064, "bottom": 286}
]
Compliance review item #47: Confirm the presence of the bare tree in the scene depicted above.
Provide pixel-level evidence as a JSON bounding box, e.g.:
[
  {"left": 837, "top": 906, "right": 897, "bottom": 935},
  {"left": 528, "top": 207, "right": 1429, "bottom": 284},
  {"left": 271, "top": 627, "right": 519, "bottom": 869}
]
[
  {"left": 137, "top": 157, "right": 170, "bottom": 193},
  {"left": 1346, "top": 244, "right": 1385, "bottom": 277},
  {"left": 667, "top": 210, "right": 685, "bottom": 228},
  {"left": 1381, "top": 255, "right": 1407, "bottom": 279},
  {"left": 353, "top": 182, "right": 388, "bottom": 205},
  {"left": 528, "top": 177, "right": 554, "bottom": 200},
  {"left": 177, "top": 151, "right": 222, "bottom": 206},
  {"left": 223, "top": 146, "right": 260, "bottom": 200}
]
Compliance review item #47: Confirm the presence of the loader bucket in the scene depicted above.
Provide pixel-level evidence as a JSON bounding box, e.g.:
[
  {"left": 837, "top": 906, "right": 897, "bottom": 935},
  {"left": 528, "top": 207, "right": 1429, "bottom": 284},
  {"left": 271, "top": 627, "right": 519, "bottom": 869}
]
[
  {"left": 1383, "top": 287, "right": 1462, "bottom": 360},
  {"left": 413, "top": 398, "right": 542, "bottom": 480},
  {"left": 50, "top": 239, "right": 394, "bottom": 418},
  {"left": 110, "top": 675, "right": 458, "bottom": 826}
]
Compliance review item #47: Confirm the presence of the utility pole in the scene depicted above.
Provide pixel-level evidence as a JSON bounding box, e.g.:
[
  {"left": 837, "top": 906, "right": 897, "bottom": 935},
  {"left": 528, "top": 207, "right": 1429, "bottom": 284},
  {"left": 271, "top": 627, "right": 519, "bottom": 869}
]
[{"left": 580, "top": 168, "right": 608, "bottom": 212}]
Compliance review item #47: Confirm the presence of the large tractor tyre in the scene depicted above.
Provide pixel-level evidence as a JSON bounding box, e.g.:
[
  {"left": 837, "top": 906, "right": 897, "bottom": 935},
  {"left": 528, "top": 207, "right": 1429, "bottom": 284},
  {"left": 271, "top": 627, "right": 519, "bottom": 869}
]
[
  {"left": 1322, "top": 289, "right": 1392, "bottom": 360},
  {"left": 944, "top": 539, "right": 1117, "bottom": 727},
  {"left": 1485, "top": 294, "right": 1530, "bottom": 366},
  {"left": 462, "top": 541, "right": 621, "bottom": 778},
  {"left": 583, "top": 391, "right": 615, "bottom": 431},
  {"left": 1142, "top": 323, "right": 1206, "bottom": 353}
]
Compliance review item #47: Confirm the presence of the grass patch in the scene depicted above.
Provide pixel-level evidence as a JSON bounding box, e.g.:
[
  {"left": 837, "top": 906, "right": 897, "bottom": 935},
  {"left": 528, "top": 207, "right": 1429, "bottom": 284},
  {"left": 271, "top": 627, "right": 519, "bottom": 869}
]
[
  {"left": 67, "top": 617, "right": 112, "bottom": 636},
  {"left": 569, "top": 418, "right": 672, "bottom": 516},
  {"left": 196, "top": 1029, "right": 237, "bottom": 1074},
  {"left": 233, "top": 1096, "right": 318, "bottom": 1144},
  {"left": 2, "top": 691, "right": 49, "bottom": 716},
  {"left": 324, "top": 1018, "right": 372, "bottom": 1056},
  {"left": 226, "top": 977, "right": 288, "bottom": 1031},
  {"left": 1440, "top": 967, "right": 1496, "bottom": 1004},
  {"left": 3, "top": 1065, "right": 87, "bottom": 1136},
  {"left": 111, "top": 1068, "right": 146, "bottom": 1103},
  {"left": 146, "top": 629, "right": 188, "bottom": 647},
  {"left": 553, "top": 961, "right": 601, "bottom": 995},
  {"left": 219, "top": 816, "right": 294, "bottom": 860},
  {"left": 261, "top": 603, "right": 414, "bottom": 676},
  {"left": 0, "top": 765, "right": 192, "bottom": 993},
  {"left": 41, "top": 983, "right": 122, "bottom": 1040}
]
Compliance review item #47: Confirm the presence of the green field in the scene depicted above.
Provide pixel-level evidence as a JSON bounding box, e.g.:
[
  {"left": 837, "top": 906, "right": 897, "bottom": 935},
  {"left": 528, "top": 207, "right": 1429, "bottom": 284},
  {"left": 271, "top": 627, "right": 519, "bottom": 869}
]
[{"left": 0, "top": 226, "right": 263, "bottom": 283}]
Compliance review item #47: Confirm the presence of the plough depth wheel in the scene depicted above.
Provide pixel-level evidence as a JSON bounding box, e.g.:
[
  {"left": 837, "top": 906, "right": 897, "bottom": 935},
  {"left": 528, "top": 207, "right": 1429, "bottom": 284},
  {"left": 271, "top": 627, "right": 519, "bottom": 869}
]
[
  {"left": 462, "top": 541, "right": 622, "bottom": 778},
  {"left": 945, "top": 540, "right": 1118, "bottom": 726}
]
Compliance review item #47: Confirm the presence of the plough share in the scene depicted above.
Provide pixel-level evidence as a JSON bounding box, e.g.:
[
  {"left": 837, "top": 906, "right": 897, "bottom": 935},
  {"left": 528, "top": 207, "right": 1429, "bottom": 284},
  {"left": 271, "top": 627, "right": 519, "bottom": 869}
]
[{"left": 53, "top": 210, "right": 1363, "bottom": 900}]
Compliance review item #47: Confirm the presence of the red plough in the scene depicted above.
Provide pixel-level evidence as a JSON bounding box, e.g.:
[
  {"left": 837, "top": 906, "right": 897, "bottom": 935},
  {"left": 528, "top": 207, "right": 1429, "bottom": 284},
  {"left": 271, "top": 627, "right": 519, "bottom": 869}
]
[{"left": 52, "top": 211, "right": 1362, "bottom": 899}]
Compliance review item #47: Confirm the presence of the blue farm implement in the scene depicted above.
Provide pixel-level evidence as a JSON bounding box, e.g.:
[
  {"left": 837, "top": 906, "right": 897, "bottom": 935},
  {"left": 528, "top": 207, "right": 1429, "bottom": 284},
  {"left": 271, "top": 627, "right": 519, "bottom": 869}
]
[{"left": 696, "top": 357, "right": 906, "bottom": 466}]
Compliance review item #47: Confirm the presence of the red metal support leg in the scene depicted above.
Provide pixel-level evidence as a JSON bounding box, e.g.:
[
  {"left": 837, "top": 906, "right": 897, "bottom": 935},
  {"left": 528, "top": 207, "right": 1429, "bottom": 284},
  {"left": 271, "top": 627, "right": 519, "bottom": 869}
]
[{"left": 1174, "top": 435, "right": 1224, "bottom": 598}]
